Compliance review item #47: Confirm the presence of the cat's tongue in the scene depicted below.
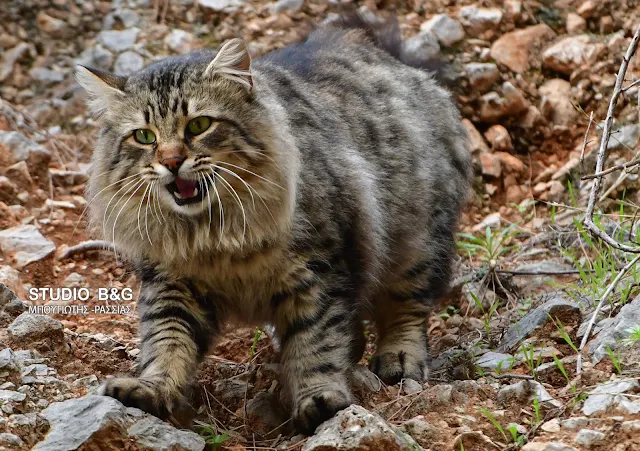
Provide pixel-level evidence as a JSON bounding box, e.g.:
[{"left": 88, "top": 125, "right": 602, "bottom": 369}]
[{"left": 175, "top": 177, "right": 198, "bottom": 198}]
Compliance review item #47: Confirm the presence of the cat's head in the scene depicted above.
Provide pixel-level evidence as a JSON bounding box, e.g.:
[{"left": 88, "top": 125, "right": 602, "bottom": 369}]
[{"left": 77, "top": 39, "right": 295, "bottom": 261}]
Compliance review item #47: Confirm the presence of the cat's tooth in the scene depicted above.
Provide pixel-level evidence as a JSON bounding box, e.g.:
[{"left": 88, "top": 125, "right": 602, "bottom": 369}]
[
  {"left": 174, "top": 191, "right": 184, "bottom": 199},
  {"left": 193, "top": 187, "right": 199, "bottom": 196}
]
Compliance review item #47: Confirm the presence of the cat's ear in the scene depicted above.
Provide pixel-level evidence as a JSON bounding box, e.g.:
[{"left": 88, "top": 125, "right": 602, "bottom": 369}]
[
  {"left": 204, "top": 38, "right": 253, "bottom": 92},
  {"left": 75, "top": 66, "right": 127, "bottom": 117}
]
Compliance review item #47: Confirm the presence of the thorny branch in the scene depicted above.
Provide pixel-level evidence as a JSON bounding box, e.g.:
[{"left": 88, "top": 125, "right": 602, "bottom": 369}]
[{"left": 579, "top": 24, "right": 640, "bottom": 374}]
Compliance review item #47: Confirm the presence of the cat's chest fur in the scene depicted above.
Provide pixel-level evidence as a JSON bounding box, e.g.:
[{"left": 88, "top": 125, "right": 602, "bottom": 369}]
[{"left": 156, "top": 241, "right": 308, "bottom": 323}]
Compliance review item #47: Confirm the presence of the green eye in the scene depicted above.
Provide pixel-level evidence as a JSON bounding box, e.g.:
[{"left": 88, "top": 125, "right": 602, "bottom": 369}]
[
  {"left": 134, "top": 129, "right": 156, "bottom": 144},
  {"left": 187, "top": 116, "right": 212, "bottom": 136}
]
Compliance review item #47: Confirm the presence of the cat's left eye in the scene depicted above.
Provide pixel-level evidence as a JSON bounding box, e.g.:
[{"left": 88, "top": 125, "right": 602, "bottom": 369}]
[
  {"left": 186, "top": 116, "right": 212, "bottom": 136},
  {"left": 133, "top": 129, "right": 156, "bottom": 144}
]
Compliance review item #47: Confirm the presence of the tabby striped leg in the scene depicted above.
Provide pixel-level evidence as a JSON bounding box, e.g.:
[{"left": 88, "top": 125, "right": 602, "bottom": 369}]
[
  {"left": 369, "top": 297, "right": 429, "bottom": 385},
  {"left": 273, "top": 280, "right": 357, "bottom": 435},
  {"left": 99, "top": 276, "right": 217, "bottom": 423}
]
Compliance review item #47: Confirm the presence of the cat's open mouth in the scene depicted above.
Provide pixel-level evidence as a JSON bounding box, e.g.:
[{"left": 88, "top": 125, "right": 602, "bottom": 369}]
[{"left": 166, "top": 176, "right": 207, "bottom": 206}]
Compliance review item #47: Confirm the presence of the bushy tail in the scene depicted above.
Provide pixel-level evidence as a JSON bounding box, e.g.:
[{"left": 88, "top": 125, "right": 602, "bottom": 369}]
[{"left": 324, "top": 9, "right": 450, "bottom": 84}]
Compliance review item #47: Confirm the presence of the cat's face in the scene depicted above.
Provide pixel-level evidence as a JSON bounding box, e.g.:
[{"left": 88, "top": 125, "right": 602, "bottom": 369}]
[{"left": 77, "top": 40, "right": 290, "bottom": 256}]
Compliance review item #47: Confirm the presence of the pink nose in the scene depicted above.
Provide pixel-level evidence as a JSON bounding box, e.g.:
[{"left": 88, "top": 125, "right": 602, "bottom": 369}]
[{"left": 161, "top": 156, "right": 185, "bottom": 174}]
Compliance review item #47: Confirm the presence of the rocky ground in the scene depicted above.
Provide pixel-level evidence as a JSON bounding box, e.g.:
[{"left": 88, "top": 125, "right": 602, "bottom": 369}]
[{"left": 1, "top": 0, "right": 640, "bottom": 449}]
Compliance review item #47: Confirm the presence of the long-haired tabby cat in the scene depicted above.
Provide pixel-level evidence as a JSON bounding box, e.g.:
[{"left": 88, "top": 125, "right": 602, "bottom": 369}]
[{"left": 76, "top": 13, "right": 471, "bottom": 434}]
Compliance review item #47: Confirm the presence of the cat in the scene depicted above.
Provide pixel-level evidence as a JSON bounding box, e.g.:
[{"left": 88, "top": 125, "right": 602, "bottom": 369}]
[{"left": 76, "top": 13, "right": 471, "bottom": 434}]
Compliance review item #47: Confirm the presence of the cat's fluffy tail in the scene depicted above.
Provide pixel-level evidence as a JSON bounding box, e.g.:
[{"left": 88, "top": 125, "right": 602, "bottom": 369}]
[{"left": 323, "top": 9, "right": 451, "bottom": 84}]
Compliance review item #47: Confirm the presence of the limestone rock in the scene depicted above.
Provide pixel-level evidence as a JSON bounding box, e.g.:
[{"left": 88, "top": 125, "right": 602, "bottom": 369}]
[
  {"left": 459, "top": 5, "right": 503, "bottom": 37},
  {"left": 165, "top": 29, "right": 195, "bottom": 54},
  {"left": 402, "top": 31, "right": 440, "bottom": 65},
  {"left": 199, "top": 0, "right": 246, "bottom": 12},
  {"left": 97, "top": 28, "right": 140, "bottom": 53},
  {"left": 114, "top": 51, "right": 144, "bottom": 76},
  {"left": 499, "top": 296, "right": 582, "bottom": 352},
  {"left": 589, "top": 296, "right": 640, "bottom": 363},
  {"left": 34, "top": 395, "right": 205, "bottom": 451},
  {"left": 543, "top": 35, "right": 604, "bottom": 75},
  {"left": 0, "top": 225, "right": 56, "bottom": 268},
  {"left": 420, "top": 14, "right": 464, "bottom": 47},
  {"left": 574, "top": 429, "right": 605, "bottom": 448},
  {"left": 582, "top": 380, "right": 640, "bottom": 416},
  {"left": 539, "top": 79, "right": 579, "bottom": 127},
  {"left": 7, "top": 313, "right": 64, "bottom": 343},
  {"left": 465, "top": 63, "right": 500, "bottom": 93},
  {"left": 302, "top": 405, "right": 423, "bottom": 450},
  {"left": 491, "top": 24, "right": 556, "bottom": 74}
]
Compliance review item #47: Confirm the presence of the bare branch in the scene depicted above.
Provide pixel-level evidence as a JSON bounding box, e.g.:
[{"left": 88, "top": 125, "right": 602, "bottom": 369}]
[
  {"left": 583, "top": 24, "right": 640, "bottom": 253},
  {"left": 576, "top": 254, "right": 640, "bottom": 374}
]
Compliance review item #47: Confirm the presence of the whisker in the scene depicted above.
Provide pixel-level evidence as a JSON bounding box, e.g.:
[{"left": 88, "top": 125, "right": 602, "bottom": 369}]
[
  {"left": 214, "top": 161, "right": 284, "bottom": 190},
  {"left": 205, "top": 172, "right": 224, "bottom": 244},
  {"left": 201, "top": 173, "right": 213, "bottom": 237},
  {"left": 111, "top": 179, "right": 145, "bottom": 245},
  {"left": 136, "top": 183, "right": 151, "bottom": 242},
  {"left": 102, "top": 176, "right": 143, "bottom": 242},
  {"left": 208, "top": 164, "right": 256, "bottom": 209},
  {"left": 144, "top": 183, "right": 153, "bottom": 245},
  {"left": 214, "top": 171, "right": 246, "bottom": 244},
  {"left": 70, "top": 171, "right": 143, "bottom": 241}
]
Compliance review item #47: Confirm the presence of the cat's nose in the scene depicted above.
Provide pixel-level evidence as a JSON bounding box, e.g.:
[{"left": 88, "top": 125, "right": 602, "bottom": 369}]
[{"left": 161, "top": 156, "right": 185, "bottom": 174}]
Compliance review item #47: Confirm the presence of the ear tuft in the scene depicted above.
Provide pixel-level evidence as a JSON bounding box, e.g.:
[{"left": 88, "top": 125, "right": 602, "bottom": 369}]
[
  {"left": 204, "top": 39, "right": 253, "bottom": 92},
  {"left": 75, "top": 66, "right": 127, "bottom": 117}
]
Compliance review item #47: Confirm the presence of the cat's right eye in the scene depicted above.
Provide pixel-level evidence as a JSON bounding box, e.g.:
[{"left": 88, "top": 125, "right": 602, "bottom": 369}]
[{"left": 134, "top": 129, "right": 156, "bottom": 145}]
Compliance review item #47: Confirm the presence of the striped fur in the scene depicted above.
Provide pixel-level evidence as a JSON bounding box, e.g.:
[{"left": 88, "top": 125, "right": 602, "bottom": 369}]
[{"left": 78, "top": 15, "right": 471, "bottom": 434}]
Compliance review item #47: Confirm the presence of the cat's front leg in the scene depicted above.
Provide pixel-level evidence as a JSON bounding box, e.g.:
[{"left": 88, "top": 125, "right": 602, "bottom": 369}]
[
  {"left": 272, "top": 268, "right": 361, "bottom": 435},
  {"left": 99, "top": 272, "right": 218, "bottom": 424}
]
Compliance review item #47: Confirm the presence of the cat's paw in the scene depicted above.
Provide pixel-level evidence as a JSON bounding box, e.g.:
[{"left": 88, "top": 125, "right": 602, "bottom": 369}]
[
  {"left": 98, "top": 377, "right": 178, "bottom": 420},
  {"left": 369, "top": 349, "right": 427, "bottom": 385},
  {"left": 293, "top": 389, "right": 352, "bottom": 435}
]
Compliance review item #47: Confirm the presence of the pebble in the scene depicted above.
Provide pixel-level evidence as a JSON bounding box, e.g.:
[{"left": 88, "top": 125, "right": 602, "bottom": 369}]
[
  {"left": 114, "top": 51, "right": 144, "bottom": 76},
  {"left": 7, "top": 313, "right": 64, "bottom": 343},
  {"left": 420, "top": 14, "right": 465, "bottom": 47},
  {"left": 97, "top": 28, "right": 139, "bottom": 53},
  {"left": 465, "top": 63, "right": 500, "bottom": 92},
  {"left": 574, "top": 429, "right": 605, "bottom": 448},
  {"left": 459, "top": 5, "right": 503, "bottom": 37}
]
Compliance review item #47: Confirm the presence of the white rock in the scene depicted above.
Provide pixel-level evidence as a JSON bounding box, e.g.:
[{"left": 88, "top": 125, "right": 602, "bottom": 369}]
[
  {"left": 402, "top": 31, "right": 440, "bottom": 64},
  {"left": 7, "top": 313, "right": 64, "bottom": 342},
  {"left": 165, "top": 29, "right": 195, "bottom": 54},
  {"left": 0, "top": 433, "right": 24, "bottom": 448},
  {"left": 0, "top": 225, "right": 56, "bottom": 268},
  {"left": 476, "top": 352, "right": 514, "bottom": 371},
  {"left": 302, "top": 405, "right": 423, "bottom": 450},
  {"left": 589, "top": 297, "right": 640, "bottom": 363},
  {"left": 34, "top": 395, "right": 205, "bottom": 451},
  {"left": 114, "top": 51, "right": 144, "bottom": 76},
  {"left": 497, "top": 380, "right": 561, "bottom": 409},
  {"left": 522, "top": 443, "right": 578, "bottom": 451},
  {"left": 420, "top": 14, "right": 465, "bottom": 47},
  {"left": 539, "top": 79, "right": 579, "bottom": 127},
  {"left": 472, "top": 212, "right": 501, "bottom": 232},
  {"left": 63, "top": 272, "right": 86, "bottom": 288},
  {"left": 465, "top": 63, "right": 500, "bottom": 92},
  {"left": 97, "top": 28, "right": 139, "bottom": 53},
  {"left": 272, "top": 0, "right": 304, "bottom": 14},
  {"left": 0, "top": 131, "right": 51, "bottom": 166},
  {"left": 582, "top": 380, "right": 640, "bottom": 416},
  {"left": 574, "top": 429, "right": 605, "bottom": 448},
  {"left": 459, "top": 5, "right": 503, "bottom": 37},
  {"left": 29, "top": 67, "right": 64, "bottom": 84},
  {"left": 75, "top": 45, "right": 114, "bottom": 71},
  {"left": 543, "top": 35, "right": 604, "bottom": 75},
  {"left": 0, "top": 42, "right": 30, "bottom": 82},
  {"left": 199, "top": 0, "right": 246, "bottom": 12}
]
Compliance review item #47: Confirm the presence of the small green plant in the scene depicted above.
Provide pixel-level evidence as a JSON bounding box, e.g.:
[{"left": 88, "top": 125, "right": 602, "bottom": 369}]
[
  {"left": 508, "top": 424, "right": 528, "bottom": 447},
  {"left": 605, "top": 345, "right": 622, "bottom": 374},
  {"left": 552, "top": 354, "right": 576, "bottom": 393},
  {"left": 623, "top": 324, "right": 640, "bottom": 345},
  {"left": 549, "top": 315, "right": 578, "bottom": 353},
  {"left": 532, "top": 396, "right": 541, "bottom": 426},
  {"left": 470, "top": 292, "right": 500, "bottom": 341},
  {"left": 457, "top": 224, "right": 521, "bottom": 267},
  {"left": 520, "top": 343, "right": 543, "bottom": 379},
  {"left": 439, "top": 305, "right": 460, "bottom": 319},
  {"left": 196, "top": 422, "right": 229, "bottom": 450},
  {"left": 479, "top": 407, "right": 507, "bottom": 442},
  {"left": 249, "top": 327, "right": 263, "bottom": 359}
]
